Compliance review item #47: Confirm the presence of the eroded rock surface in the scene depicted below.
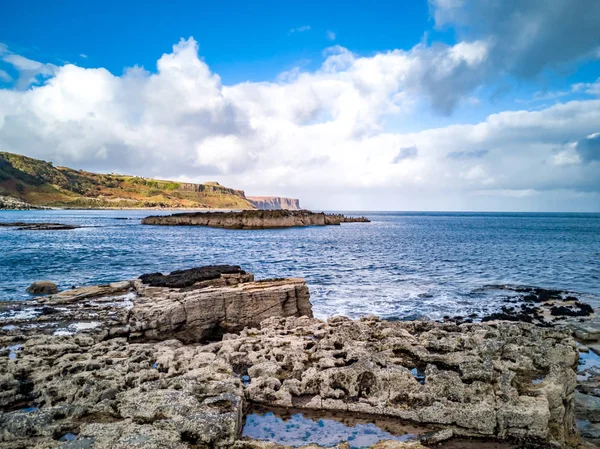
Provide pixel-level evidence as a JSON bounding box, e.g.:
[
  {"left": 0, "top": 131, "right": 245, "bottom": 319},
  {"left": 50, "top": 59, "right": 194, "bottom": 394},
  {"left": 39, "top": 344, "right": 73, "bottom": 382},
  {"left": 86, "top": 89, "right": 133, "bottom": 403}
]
[
  {"left": 141, "top": 210, "right": 370, "bottom": 229},
  {"left": 0, "top": 268, "right": 596, "bottom": 448},
  {"left": 1, "top": 266, "right": 312, "bottom": 343}
]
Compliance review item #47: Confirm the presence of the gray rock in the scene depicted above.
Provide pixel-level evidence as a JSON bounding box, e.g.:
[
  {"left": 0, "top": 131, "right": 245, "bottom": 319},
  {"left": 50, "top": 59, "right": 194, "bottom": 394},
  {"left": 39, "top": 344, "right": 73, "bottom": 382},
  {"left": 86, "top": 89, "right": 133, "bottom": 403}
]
[{"left": 26, "top": 281, "right": 59, "bottom": 295}]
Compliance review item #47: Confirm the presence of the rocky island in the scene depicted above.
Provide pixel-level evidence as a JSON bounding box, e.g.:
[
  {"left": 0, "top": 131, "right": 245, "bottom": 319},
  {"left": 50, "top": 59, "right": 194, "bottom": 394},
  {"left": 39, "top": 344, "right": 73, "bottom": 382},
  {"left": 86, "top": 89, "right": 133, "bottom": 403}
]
[
  {"left": 141, "top": 209, "right": 371, "bottom": 229},
  {"left": 1, "top": 266, "right": 599, "bottom": 448}
]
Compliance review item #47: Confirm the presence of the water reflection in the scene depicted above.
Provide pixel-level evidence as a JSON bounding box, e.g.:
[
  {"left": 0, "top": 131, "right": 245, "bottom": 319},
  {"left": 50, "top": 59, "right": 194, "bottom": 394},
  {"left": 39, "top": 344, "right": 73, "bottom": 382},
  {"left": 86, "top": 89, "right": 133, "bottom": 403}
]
[{"left": 242, "top": 411, "right": 417, "bottom": 448}]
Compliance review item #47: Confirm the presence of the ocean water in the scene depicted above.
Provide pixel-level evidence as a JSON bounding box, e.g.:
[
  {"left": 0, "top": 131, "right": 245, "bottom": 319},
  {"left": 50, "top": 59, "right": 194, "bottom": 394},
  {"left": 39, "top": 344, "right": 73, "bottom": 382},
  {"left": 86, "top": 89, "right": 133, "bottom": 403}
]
[{"left": 1, "top": 210, "right": 599, "bottom": 319}]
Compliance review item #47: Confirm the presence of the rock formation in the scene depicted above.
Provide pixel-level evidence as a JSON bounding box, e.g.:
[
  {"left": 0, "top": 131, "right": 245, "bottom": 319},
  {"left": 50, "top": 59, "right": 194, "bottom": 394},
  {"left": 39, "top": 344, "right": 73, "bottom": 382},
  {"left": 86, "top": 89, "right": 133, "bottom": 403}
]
[
  {"left": 26, "top": 281, "right": 59, "bottom": 295},
  {"left": 0, "top": 266, "right": 597, "bottom": 448},
  {"left": 247, "top": 196, "right": 301, "bottom": 210},
  {"left": 0, "top": 196, "right": 48, "bottom": 210},
  {"left": 0, "top": 222, "right": 80, "bottom": 230},
  {"left": 141, "top": 210, "right": 370, "bottom": 229}
]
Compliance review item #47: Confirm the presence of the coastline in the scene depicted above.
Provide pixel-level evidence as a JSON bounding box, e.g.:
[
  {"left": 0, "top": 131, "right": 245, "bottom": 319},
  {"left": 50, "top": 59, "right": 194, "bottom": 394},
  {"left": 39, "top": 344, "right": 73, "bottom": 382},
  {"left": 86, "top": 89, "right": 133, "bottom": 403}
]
[{"left": 1, "top": 266, "right": 599, "bottom": 448}]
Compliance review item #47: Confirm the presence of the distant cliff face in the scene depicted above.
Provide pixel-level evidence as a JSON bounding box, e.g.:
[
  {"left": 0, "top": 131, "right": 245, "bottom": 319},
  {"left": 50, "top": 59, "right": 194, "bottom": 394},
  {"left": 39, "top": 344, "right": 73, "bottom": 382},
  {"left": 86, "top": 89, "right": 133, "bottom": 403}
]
[{"left": 247, "top": 196, "right": 301, "bottom": 210}]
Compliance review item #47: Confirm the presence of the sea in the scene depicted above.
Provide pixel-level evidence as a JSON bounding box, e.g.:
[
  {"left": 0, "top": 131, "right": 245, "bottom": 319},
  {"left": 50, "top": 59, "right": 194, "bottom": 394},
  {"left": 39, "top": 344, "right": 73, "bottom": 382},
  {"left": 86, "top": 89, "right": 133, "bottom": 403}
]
[{"left": 1, "top": 210, "right": 599, "bottom": 320}]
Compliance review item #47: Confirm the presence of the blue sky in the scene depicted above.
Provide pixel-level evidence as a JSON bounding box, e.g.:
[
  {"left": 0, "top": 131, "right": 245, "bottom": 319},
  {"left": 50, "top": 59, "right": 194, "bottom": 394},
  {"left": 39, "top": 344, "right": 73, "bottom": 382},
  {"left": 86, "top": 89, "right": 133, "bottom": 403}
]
[
  {"left": 0, "top": 0, "right": 599, "bottom": 211},
  {"left": 1, "top": 1, "right": 434, "bottom": 81}
]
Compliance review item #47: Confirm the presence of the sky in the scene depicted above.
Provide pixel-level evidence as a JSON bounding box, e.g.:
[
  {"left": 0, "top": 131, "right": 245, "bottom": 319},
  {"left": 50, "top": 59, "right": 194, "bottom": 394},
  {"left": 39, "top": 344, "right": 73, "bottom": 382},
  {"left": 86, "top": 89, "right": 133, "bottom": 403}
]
[{"left": 0, "top": 0, "right": 599, "bottom": 211}]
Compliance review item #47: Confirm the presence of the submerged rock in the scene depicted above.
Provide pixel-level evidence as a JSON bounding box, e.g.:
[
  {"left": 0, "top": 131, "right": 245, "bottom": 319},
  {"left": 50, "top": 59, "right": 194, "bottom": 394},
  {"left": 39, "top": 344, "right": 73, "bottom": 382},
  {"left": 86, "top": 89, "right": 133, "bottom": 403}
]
[
  {"left": 141, "top": 209, "right": 370, "bottom": 229},
  {"left": 0, "top": 222, "right": 80, "bottom": 230}
]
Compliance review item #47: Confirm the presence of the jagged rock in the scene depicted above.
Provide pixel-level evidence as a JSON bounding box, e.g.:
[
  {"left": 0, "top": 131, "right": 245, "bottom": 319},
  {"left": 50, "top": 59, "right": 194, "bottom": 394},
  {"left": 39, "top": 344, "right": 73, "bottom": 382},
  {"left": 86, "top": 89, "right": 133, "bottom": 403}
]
[
  {"left": 26, "top": 281, "right": 59, "bottom": 295},
  {"left": 141, "top": 210, "right": 370, "bottom": 229}
]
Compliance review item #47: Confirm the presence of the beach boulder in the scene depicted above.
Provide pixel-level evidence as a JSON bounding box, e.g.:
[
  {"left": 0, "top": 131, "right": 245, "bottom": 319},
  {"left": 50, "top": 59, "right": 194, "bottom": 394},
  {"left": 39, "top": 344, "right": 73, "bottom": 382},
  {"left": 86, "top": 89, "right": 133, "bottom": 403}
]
[{"left": 26, "top": 281, "right": 58, "bottom": 295}]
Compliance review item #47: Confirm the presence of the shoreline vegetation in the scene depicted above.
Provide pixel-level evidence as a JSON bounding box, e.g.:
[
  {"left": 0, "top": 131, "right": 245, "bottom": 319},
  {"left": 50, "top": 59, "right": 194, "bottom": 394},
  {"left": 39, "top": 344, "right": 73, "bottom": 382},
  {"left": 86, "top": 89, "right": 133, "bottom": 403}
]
[
  {"left": 0, "top": 266, "right": 598, "bottom": 448},
  {"left": 0, "top": 151, "right": 299, "bottom": 210}
]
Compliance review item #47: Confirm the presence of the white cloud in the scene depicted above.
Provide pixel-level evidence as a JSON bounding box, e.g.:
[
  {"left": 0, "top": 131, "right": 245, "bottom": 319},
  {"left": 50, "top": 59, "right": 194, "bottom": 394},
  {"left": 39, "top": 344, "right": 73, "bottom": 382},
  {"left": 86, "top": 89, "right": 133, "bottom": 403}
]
[
  {"left": 1, "top": 49, "right": 56, "bottom": 89},
  {"left": 0, "top": 70, "right": 11, "bottom": 82},
  {"left": 80, "top": 53, "right": 88, "bottom": 59},
  {"left": 0, "top": 38, "right": 599, "bottom": 211},
  {"left": 326, "top": 30, "right": 336, "bottom": 41},
  {"left": 289, "top": 25, "right": 311, "bottom": 34},
  {"left": 573, "top": 77, "right": 600, "bottom": 97}
]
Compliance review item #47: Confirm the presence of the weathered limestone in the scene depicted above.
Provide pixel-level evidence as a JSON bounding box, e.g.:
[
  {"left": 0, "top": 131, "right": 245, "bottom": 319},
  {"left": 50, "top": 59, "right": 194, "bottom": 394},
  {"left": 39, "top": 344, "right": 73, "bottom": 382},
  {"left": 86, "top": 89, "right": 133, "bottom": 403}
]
[
  {"left": 3, "top": 266, "right": 312, "bottom": 343},
  {"left": 141, "top": 210, "right": 370, "bottom": 229},
  {"left": 130, "top": 277, "right": 312, "bottom": 342},
  {"left": 0, "top": 267, "right": 596, "bottom": 448},
  {"left": 219, "top": 315, "right": 580, "bottom": 447}
]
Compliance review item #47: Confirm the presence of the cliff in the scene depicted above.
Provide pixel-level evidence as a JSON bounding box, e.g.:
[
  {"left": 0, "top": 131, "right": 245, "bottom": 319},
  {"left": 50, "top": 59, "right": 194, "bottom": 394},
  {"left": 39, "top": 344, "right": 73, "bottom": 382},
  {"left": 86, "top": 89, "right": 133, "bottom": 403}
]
[
  {"left": 141, "top": 209, "right": 370, "bottom": 229},
  {"left": 247, "top": 196, "right": 301, "bottom": 210},
  {"left": 0, "top": 152, "right": 255, "bottom": 209}
]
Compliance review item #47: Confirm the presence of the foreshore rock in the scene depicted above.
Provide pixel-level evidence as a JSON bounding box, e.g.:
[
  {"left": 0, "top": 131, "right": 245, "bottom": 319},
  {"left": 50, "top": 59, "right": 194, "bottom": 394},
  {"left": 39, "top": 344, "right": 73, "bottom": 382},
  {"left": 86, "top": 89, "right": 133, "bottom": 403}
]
[
  {"left": 26, "top": 281, "right": 59, "bottom": 295},
  {"left": 0, "top": 196, "right": 49, "bottom": 210},
  {"left": 141, "top": 210, "right": 370, "bottom": 229},
  {"left": 0, "top": 267, "right": 598, "bottom": 449},
  {"left": 0, "top": 222, "right": 80, "bottom": 230}
]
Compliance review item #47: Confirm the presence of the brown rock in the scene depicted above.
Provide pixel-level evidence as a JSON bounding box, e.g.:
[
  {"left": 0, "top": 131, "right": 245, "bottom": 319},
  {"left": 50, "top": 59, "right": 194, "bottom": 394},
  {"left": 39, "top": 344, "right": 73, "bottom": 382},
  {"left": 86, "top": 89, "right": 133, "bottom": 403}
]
[{"left": 26, "top": 281, "right": 59, "bottom": 295}]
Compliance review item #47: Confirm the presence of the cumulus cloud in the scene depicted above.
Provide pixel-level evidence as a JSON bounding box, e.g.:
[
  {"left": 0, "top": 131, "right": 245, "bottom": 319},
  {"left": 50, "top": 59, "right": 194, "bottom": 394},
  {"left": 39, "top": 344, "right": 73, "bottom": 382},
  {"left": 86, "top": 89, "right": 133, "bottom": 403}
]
[
  {"left": 573, "top": 78, "right": 600, "bottom": 97},
  {"left": 326, "top": 30, "right": 336, "bottom": 41},
  {"left": 0, "top": 38, "right": 599, "bottom": 211},
  {"left": 430, "top": 0, "right": 600, "bottom": 77}
]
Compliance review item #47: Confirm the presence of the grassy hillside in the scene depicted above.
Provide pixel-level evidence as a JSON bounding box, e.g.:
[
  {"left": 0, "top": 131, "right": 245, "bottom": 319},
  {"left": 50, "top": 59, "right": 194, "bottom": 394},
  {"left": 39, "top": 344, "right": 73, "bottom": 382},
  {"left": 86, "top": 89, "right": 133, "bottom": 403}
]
[{"left": 0, "top": 152, "right": 255, "bottom": 209}]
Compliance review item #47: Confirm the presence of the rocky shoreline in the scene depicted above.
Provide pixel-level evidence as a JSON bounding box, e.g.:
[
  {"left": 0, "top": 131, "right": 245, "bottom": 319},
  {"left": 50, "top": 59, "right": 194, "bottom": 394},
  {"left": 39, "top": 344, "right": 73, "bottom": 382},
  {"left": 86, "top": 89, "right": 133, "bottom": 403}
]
[
  {"left": 0, "top": 266, "right": 598, "bottom": 448},
  {"left": 141, "top": 210, "right": 371, "bottom": 229},
  {"left": 0, "top": 196, "right": 50, "bottom": 210}
]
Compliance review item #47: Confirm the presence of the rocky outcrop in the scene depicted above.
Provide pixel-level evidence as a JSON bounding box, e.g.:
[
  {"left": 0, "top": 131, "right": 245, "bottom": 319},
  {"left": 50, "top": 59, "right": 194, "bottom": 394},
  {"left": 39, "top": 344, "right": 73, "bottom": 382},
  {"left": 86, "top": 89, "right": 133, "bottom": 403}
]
[
  {"left": 0, "top": 196, "right": 48, "bottom": 210},
  {"left": 230, "top": 316, "right": 580, "bottom": 447},
  {"left": 26, "top": 281, "right": 59, "bottom": 295},
  {"left": 0, "top": 222, "right": 80, "bottom": 230},
  {"left": 0, "top": 267, "right": 597, "bottom": 448},
  {"left": 141, "top": 210, "right": 370, "bottom": 229},
  {"left": 247, "top": 196, "right": 301, "bottom": 210}
]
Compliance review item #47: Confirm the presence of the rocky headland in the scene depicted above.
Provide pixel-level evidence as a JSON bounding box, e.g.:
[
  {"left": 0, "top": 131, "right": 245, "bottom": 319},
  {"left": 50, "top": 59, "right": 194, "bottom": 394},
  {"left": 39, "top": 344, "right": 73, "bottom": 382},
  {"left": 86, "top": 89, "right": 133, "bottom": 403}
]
[
  {"left": 141, "top": 210, "right": 371, "bottom": 229},
  {"left": 0, "top": 266, "right": 599, "bottom": 449}
]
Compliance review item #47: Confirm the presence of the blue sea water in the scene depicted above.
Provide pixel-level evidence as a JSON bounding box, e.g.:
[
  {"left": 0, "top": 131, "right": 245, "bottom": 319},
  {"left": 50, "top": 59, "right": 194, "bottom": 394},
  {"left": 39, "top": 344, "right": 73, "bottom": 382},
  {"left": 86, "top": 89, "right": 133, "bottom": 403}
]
[{"left": 1, "top": 210, "right": 599, "bottom": 319}]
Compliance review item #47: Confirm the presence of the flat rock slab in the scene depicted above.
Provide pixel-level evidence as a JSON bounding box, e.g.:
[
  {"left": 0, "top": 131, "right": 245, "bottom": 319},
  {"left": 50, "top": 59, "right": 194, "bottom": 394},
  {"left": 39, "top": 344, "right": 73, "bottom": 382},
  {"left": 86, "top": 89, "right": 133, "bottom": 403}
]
[
  {"left": 218, "top": 316, "right": 580, "bottom": 447},
  {"left": 0, "top": 222, "right": 80, "bottom": 230},
  {"left": 141, "top": 209, "right": 369, "bottom": 229}
]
